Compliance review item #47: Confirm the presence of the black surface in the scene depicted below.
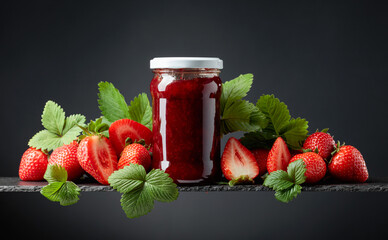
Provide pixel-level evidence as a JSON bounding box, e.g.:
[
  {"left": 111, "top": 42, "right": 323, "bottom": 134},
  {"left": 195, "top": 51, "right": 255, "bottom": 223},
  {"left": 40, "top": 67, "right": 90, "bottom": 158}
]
[
  {"left": 1, "top": 177, "right": 388, "bottom": 192},
  {"left": 1, "top": 1, "right": 388, "bottom": 240}
]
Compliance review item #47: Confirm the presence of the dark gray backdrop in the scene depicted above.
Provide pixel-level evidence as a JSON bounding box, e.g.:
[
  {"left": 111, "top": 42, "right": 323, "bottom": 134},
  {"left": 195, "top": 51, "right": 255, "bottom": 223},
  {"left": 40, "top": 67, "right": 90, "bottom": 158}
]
[{"left": 1, "top": 1, "right": 387, "bottom": 239}]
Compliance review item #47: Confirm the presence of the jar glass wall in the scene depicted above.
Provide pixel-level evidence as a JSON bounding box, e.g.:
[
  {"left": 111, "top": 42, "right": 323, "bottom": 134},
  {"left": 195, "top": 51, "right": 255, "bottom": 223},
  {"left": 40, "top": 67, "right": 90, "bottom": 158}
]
[{"left": 150, "top": 64, "right": 222, "bottom": 184}]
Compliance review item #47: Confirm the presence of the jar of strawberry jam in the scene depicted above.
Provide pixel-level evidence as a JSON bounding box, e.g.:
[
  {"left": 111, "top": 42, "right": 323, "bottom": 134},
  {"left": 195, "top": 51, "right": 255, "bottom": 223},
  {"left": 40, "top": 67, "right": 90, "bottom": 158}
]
[{"left": 150, "top": 57, "right": 223, "bottom": 184}]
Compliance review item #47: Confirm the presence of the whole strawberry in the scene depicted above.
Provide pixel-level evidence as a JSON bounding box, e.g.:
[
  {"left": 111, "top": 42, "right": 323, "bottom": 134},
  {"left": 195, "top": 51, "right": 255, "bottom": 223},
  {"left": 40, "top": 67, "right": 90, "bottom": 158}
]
[
  {"left": 251, "top": 149, "right": 269, "bottom": 176},
  {"left": 118, "top": 143, "right": 151, "bottom": 171},
  {"left": 329, "top": 145, "right": 368, "bottom": 182},
  {"left": 19, "top": 147, "right": 48, "bottom": 181},
  {"left": 303, "top": 130, "right": 335, "bottom": 159},
  {"left": 289, "top": 152, "right": 327, "bottom": 183},
  {"left": 49, "top": 141, "right": 84, "bottom": 181}
]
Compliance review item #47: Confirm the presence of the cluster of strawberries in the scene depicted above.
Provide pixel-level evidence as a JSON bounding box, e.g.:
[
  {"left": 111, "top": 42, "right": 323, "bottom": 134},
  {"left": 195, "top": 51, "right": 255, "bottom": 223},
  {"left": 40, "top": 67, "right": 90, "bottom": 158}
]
[
  {"left": 221, "top": 131, "right": 369, "bottom": 184},
  {"left": 19, "top": 119, "right": 153, "bottom": 184}
]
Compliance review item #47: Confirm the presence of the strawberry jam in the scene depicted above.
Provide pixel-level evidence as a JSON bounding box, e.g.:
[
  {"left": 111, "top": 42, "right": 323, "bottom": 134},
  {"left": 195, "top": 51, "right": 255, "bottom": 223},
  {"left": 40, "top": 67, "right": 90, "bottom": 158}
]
[{"left": 150, "top": 58, "right": 223, "bottom": 184}]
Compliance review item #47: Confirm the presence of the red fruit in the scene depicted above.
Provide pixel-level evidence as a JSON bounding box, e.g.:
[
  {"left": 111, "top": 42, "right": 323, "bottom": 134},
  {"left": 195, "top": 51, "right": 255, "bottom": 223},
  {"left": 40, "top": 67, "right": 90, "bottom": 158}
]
[
  {"left": 267, "top": 137, "right": 291, "bottom": 173},
  {"left": 48, "top": 141, "right": 84, "bottom": 181},
  {"left": 77, "top": 136, "right": 118, "bottom": 185},
  {"left": 329, "top": 145, "right": 368, "bottom": 182},
  {"left": 251, "top": 149, "right": 269, "bottom": 176},
  {"left": 290, "top": 152, "right": 327, "bottom": 184},
  {"left": 303, "top": 132, "right": 335, "bottom": 159},
  {"left": 108, "top": 119, "right": 152, "bottom": 156},
  {"left": 221, "top": 137, "right": 259, "bottom": 181},
  {"left": 19, "top": 147, "right": 48, "bottom": 181},
  {"left": 118, "top": 143, "right": 151, "bottom": 171}
]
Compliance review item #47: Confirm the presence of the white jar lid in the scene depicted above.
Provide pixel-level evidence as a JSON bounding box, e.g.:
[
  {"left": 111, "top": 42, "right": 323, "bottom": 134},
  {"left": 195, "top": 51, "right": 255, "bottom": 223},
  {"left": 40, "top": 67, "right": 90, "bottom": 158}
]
[{"left": 150, "top": 57, "right": 223, "bottom": 69}]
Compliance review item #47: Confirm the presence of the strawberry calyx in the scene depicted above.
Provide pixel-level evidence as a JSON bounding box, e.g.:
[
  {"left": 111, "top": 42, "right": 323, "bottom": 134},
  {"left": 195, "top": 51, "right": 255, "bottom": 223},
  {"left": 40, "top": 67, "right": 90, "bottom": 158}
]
[
  {"left": 331, "top": 141, "right": 345, "bottom": 156},
  {"left": 228, "top": 175, "right": 254, "bottom": 187},
  {"left": 124, "top": 137, "right": 151, "bottom": 151},
  {"left": 78, "top": 117, "right": 109, "bottom": 141},
  {"left": 302, "top": 148, "right": 319, "bottom": 154}
]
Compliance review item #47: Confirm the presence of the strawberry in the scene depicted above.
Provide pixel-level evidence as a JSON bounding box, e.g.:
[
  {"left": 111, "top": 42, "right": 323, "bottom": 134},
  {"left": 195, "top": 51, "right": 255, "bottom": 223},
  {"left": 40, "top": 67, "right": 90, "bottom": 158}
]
[
  {"left": 48, "top": 141, "right": 84, "bottom": 181},
  {"left": 77, "top": 135, "right": 118, "bottom": 185},
  {"left": 19, "top": 147, "right": 48, "bottom": 181},
  {"left": 118, "top": 143, "right": 151, "bottom": 171},
  {"left": 221, "top": 137, "right": 259, "bottom": 185},
  {"left": 267, "top": 137, "right": 291, "bottom": 173},
  {"left": 108, "top": 119, "right": 153, "bottom": 156},
  {"left": 329, "top": 145, "right": 368, "bottom": 182},
  {"left": 289, "top": 152, "right": 327, "bottom": 183},
  {"left": 251, "top": 149, "right": 269, "bottom": 176},
  {"left": 303, "top": 131, "right": 335, "bottom": 159}
]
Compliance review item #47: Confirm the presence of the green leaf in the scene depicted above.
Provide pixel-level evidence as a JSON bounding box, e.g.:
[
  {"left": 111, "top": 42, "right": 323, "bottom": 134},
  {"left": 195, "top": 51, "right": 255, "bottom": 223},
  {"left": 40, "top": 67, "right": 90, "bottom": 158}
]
[
  {"left": 220, "top": 74, "right": 268, "bottom": 136},
  {"left": 41, "top": 100, "right": 66, "bottom": 135},
  {"left": 44, "top": 164, "right": 67, "bottom": 184},
  {"left": 263, "top": 170, "right": 294, "bottom": 191},
  {"left": 221, "top": 73, "right": 253, "bottom": 113},
  {"left": 108, "top": 164, "right": 147, "bottom": 193},
  {"left": 121, "top": 187, "right": 154, "bottom": 219},
  {"left": 41, "top": 181, "right": 81, "bottom": 206},
  {"left": 98, "top": 81, "right": 131, "bottom": 123},
  {"left": 41, "top": 182, "right": 64, "bottom": 202},
  {"left": 109, "top": 164, "right": 179, "bottom": 219},
  {"left": 62, "top": 114, "right": 86, "bottom": 134},
  {"left": 29, "top": 101, "right": 85, "bottom": 151},
  {"left": 256, "top": 95, "right": 290, "bottom": 135},
  {"left": 41, "top": 164, "right": 80, "bottom": 206},
  {"left": 287, "top": 159, "right": 307, "bottom": 185},
  {"left": 239, "top": 129, "right": 277, "bottom": 150},
  {"left": 28, "top": 130, "right": 64, "bottom": 152},
  {"left": 128, "top": 93, "right": 153, "bottom": 130},
  {"left": 145, "top": 169, "right": 179, "bottom": 202},
  {"left": 58, "top": 181, "right": 81, "bottom": 206},
  {"left": 280, "top": 117, "right": 309, "bottom": 150},
  {"left": 274, "top": 184, "right": 302, "bottom": 203},
  {"left": 221, "top": 100, "right": 265, "bottom": 135}
]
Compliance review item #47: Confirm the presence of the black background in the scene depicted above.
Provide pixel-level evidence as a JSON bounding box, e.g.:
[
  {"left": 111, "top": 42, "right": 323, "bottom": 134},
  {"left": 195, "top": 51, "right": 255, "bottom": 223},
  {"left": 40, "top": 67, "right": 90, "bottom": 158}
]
[{"left": 1, "top": 1, "right": 387, "bottom": 239}]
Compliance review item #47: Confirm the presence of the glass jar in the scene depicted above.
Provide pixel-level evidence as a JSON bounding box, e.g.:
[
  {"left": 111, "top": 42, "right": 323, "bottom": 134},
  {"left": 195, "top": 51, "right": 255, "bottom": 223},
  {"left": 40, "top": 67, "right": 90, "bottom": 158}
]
[{"left": 150, "top": 57, "right": 223, "bottom": 184}]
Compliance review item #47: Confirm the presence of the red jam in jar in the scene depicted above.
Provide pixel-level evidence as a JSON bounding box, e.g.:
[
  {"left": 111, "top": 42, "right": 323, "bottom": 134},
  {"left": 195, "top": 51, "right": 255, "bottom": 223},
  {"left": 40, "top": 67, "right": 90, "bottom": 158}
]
[{"left": 150, "top": 57, "right": 223, "bottom": 184}]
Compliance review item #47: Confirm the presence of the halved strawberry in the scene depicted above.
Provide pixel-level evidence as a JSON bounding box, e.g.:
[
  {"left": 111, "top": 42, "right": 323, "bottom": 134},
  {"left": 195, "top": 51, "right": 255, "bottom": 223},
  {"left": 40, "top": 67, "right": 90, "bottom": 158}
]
[
  {"left": 221, "top": 137, "right": 259, "bottom": 185},
  {"left": 267, "top": 137, "right": 291, "bottom": 173},
  {"left": 77, "top": 135, "right": 118, "bottom": 185},
  {"left": 108, "top": 119, "right": 152, "bottom": 156}
]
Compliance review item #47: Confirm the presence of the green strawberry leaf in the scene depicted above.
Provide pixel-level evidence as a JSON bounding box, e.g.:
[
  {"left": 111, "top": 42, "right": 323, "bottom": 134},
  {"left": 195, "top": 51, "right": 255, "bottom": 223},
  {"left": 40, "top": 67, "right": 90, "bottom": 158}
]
[
  {"left": 256, "top": 94, "right": 290, "bottom": 135},
  {"left": 121, "top": 187, "right": 154, "bottom": 219},
  {"left": 287, "top": 159, "right": 307, "bottom": 185},
  {"left": 128, "top": 93, "right": 153, "bottom": 130},
  {"left": 220, "top": 74, "right": 267, "bottom": 136},
  {"left": 263, "top": 159, "right": 307, "bottom": 203},
  {"left": 145, "top": 169, "right": 179, "bottom": 202},
  {"left": 28, "top": 130, "right": 63, "bottom": 151},
  {"left": 28, "top": 101, "right": 85, "bottom": 152},
  {"left": 109, "top": 164, "right": 179, "bottom": 219},
  {"left": 221, "top": 73, "right": 253, "bottom": 113},
  {"left": 274, "top": 184, "right": 302, "bottom": 203},
  {"left": 108, "top": 164, "right": 147, "bottom": 194},
  {"left": 98, "top": 81, "right": 131, "bottom": 123},
  {"left": 41, "top": 100, "right": 66, "bottom": 135},
  {"left": 263, "top": 170, "right": 294, "bottom": 191},
  {"left": 40, "top": 164, "right": 80, "bottom": 206},
  {"left": 44, "top": 164, "right": 67, "bottom": 183},
  {"left": 280, "top": 118, "right": 309, "bottom": 150},
  {"left": 240, "top": 94, "right": 309, "bottom": 150}
]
